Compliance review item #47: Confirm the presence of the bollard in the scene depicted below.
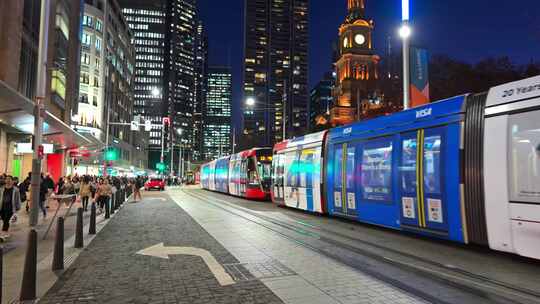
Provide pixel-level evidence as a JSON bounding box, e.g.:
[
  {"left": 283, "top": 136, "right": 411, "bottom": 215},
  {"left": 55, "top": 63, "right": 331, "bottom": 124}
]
[
  {"left": 74, "top": 208, "right": 84, "bottom": 248},
  {"left": 114, "top": 192, "right": 119, "bottom": 210},
  {"left": 0, "top": 247, "right": 3, "bottom": 303},
  {"left": 52, "top": 217, "right": 64, "bottom": 270},
  {"left": 105, "top": 198, "right": 110, "bottom": 219},
  {"left": 111, "top": 195, "right": 116, "bottom": 215},
  {"left": 89, "top": 203, "right": 96, "bottom": 235},
  {"left": 20, "top": 229, "right": 37, "bottom": 301}
]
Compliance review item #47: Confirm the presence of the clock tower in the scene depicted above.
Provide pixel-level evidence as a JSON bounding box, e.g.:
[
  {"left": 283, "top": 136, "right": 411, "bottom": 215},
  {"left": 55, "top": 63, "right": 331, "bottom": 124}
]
[{"left": 330, "top": 0, "right": 381, "bottom": 126}]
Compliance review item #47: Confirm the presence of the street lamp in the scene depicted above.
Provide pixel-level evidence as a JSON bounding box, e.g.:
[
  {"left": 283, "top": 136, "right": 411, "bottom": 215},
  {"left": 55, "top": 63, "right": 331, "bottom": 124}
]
[
  {"left": 400, "top": 0, "right": 411, "bottom": 110},
  {"left": 246, "top": 97, "right": 256, "bottom": 107}
]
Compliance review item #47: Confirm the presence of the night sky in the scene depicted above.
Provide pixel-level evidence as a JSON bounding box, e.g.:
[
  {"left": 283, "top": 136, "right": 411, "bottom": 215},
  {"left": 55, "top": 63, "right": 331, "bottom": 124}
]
[{"left": 197, "top": 0, "right": 540, "bottom": 127}]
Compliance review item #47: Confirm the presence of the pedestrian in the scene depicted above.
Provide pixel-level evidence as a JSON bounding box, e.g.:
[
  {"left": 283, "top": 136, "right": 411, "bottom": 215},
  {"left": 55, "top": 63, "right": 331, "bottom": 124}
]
[
  {"left": 44, "top": 173, "right": 55, "bottom": 208},
  {"left": 80, "top": 177, "right": 92, "bottom": 211},
  {"left": 62, "top": 177, "right": 76, "bottom": 206},
  {"left": 96, "top": 178, "right": 112, "bottom": 213},
  {"left": 72, "top": 176, "right": 81, "bottom": 195},
  {"left": 19, "top": 175, "right": 30, "bottom": 213},
  {"left": 0, "top": 176, "right": 22, "bottom": 237},
  {"left": 39, "top": 175, "right": 49, "bottom": 219},
  {"left": 133, "top": 176, "right": 143, "bottom": 202}
]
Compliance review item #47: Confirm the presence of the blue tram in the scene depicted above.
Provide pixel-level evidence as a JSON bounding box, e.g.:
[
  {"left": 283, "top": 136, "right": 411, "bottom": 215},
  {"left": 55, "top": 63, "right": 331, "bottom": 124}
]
[
  {"left": 325, "top": 96, "right": 465, "bottom": 242},
  {"left": 270, "top": 75, "right": 540, "bottom": 260}
]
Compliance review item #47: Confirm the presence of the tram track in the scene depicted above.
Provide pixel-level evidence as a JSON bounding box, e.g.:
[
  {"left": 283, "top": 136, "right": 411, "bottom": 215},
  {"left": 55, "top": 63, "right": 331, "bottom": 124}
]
[{"left": 182, "top": 189, "right": 540, "bottom": 304}]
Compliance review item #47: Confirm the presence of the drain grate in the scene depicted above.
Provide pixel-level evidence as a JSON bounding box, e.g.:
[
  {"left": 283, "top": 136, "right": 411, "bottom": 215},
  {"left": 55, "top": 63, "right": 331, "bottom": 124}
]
[{"left": 224, "top": 259, "right": 296, "bottom": 282}]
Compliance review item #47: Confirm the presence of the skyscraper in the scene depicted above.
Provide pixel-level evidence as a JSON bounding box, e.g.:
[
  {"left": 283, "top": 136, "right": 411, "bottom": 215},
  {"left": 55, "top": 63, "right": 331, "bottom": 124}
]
[
  {"left": 120, "top": 1, "right": 167, "bottom": 169},
  {"left": 193, "top": 21, "right": 208, "bottom": 162},
  {"left": 73, "top": 0, "right": 147, "bottom": 173},
  {"left": 243, "top": 0, "right": 309, "bottom": 148},
  {"left": 120, "top": 0, "right": 197, "bottom": 170},
  {"left": 309, "top": 72, "right": 335, "bottom": 132},
  {"left": 204, "top": 66, "right": 232, "bottom": 160}
]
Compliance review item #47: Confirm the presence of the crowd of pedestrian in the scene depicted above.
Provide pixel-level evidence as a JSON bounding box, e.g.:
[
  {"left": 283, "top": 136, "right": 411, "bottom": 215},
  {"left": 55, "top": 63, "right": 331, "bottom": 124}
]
[{"left": 0, "top": 173, "right": 147, "bottom": 238}]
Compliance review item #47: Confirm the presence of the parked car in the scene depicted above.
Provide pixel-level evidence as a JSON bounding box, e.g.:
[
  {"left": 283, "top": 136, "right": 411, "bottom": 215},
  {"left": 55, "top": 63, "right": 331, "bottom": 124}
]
[{"left": 145, "top": 178, "right": 165, "bottom": 191}]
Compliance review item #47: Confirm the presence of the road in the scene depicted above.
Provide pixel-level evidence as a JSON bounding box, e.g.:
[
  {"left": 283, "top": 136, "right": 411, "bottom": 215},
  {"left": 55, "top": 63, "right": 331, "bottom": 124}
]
[{"left": 38, "top": 188, "right": 540, "bottom": 304}]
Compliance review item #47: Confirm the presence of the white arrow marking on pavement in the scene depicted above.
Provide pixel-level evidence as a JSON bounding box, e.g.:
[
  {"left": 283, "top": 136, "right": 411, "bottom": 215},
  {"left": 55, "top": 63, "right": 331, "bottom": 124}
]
[{"left": 136, "top": 243, "right": 235, "bottom": 286}]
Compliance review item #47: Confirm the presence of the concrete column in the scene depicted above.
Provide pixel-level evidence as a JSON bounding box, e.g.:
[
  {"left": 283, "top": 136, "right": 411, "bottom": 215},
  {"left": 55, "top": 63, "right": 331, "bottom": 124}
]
[{"left": 0, "top": 130, "right": 7, "bottom": 173}]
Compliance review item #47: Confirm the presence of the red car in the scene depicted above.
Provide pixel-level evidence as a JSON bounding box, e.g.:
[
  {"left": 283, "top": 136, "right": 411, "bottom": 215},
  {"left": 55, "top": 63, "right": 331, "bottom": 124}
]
[{"left": 145, "top": 178, "right": 165, "bottom": 191}]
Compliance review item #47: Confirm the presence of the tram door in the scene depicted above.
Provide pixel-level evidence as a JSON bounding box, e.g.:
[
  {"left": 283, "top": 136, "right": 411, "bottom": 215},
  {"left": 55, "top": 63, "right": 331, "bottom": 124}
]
[
  {"left": 399, "top": 128, "right": 448, "bottom": 232},
  {"left": 240, "top": 159, "right": 247, "bottom": 197},
  {"left": 333, "top": 143, "right": 358, "bottom": 217}
]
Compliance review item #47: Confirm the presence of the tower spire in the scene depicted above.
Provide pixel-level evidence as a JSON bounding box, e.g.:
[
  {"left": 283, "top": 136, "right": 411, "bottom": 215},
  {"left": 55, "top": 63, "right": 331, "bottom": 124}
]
[
  {"left": 346, "top": 0, "right": 366, "bottom": 22},
  {"left": 348, "top": 0, "right": 365, "bottom": 11}
]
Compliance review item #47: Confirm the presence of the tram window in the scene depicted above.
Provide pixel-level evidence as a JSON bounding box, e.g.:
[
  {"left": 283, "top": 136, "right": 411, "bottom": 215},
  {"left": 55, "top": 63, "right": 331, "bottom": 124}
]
[
  {"left": 509, "top": 110, "right": 540, "bottom": 203},
  {"left": 361, "top": 140, "right": 393, "bottom": 201},
  {"left": 401, "top": 139, "right": 417, "bottom": 193},
  {"left": 346, "top": 147, "right": 356, "bottom": 189},
  {"left": 334, "top": 146, "right": 343, "bottom": 188},
  {"left": 300, "top": 149, "right": 316, "bottom": 188},
  {"left": 423, "top": 136, "right": 442, "bottom": 195},
  {"left": 284, "top": 151, "right": 298, "bottom": 187}
]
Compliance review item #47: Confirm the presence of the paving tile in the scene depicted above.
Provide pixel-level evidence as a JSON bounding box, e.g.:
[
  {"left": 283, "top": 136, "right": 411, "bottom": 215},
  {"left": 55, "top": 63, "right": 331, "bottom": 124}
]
[{"left": 39, "top": 192, "right": 285, "bottom": 304}]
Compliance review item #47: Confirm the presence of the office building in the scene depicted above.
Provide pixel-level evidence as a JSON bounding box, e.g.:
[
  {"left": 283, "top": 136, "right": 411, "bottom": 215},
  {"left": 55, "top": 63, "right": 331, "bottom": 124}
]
[
  {"left": 243, "top": 0, "right": 309, "bottom": 147},
  {"left": 0, "top": 0, "right": 87, "bottom": 181},
  {"left": 69, "top": 0, "right": 147, "bottom": 175},
  {"left": 309, "top": 72, "right": 335, "bottom": 132},
  {"left": 120, "top": 0, "right": 197, "bottom": 171},
  {"left": 204, "top": 66, "right": 232, "bottom": 160},
  {"left": 193, "top": 20, "right": 208, "bottom": 162}
]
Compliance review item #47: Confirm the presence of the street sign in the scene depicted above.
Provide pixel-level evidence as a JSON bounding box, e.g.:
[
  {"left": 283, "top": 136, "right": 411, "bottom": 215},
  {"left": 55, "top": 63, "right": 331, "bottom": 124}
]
[
  {"left": 145, "top": 120, "right": 152, "bottom": 131},
  {"left": 131, "top": 120, "right": 140, "bottom": 131}
]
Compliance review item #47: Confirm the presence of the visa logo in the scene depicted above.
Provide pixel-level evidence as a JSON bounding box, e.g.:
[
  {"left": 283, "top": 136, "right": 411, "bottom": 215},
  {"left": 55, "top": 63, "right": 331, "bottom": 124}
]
[{"left": 416, "top": 108, "right": 432, "bottom": 119}]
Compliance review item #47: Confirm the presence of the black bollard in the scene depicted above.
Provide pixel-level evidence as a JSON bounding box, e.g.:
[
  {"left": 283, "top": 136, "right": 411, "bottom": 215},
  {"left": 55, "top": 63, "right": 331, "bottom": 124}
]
[
  {"left": 0, "top": 247, "right": 3, "bottom": 303},
  {"left": 111, "top": 195, "right": 116, "bottom": 215},
  {"left": 105, "top": 198, "right": 110, "bottom": 219},
  {"left": 114, "top": 192, "right": 119, "bottom": 210},
  {"left": 74, "top": 208, "right": 84, "bottom": 248},
  {"left": 20, "top": 229, "right": 37, "bottom": 301},
  {"left": 89, "top": 203, "right": 96, "bottom": 235},
  {"left": 52, "top": 217, "right": 64, "bottom": 270}
]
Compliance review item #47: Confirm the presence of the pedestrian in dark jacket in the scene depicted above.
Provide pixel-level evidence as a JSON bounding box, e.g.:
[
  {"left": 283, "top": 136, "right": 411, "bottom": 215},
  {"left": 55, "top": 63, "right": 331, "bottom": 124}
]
[
  {"left": 0, "top": 176, "right": 22, "bottom": 236},
  {"left": 18, "top": 177, "right": 30, "bottom": 212}
]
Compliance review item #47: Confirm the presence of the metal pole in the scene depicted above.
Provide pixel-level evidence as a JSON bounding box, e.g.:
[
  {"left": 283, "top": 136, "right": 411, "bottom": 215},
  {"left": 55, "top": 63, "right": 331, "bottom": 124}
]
[
  {"left": 30, "top": 0, "right": 51, "bottom": 227},
  {"left": 170, "top": 127, "right": 174, "bottom": 176},
  {"left": 283, "top": 80, "right": 287, "bottom": 140},
  {"left": 178, "top": 143, "right": 182, "bottom": 179},
  {"left": 232, "top": 127, "right": 236, "bottom": 154},
  {"left": 180, "top": 144, "right": 183, "bottom": 180},
  {"left": 160, "top": 121, "right": 165, "bottom": 164},
  {"left": 402, "top": 21, "right": 411, "bottom": 110}
]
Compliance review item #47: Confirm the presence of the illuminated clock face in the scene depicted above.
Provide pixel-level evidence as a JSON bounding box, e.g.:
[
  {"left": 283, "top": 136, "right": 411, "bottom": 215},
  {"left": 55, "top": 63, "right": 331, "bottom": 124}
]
[
  {"left": 355, "top": 34, "right": 366, "bottom": 46},
  {"left": 343, "top": 37, "right": 348, "bottom": 48}
]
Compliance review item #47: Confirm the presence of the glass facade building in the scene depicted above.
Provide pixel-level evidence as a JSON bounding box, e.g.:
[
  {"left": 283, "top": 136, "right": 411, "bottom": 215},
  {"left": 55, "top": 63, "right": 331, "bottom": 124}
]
[
  {"left": 204, "top": 66, "right": 232, "bottom": 161},
  {"left": 120, "top": 0, "right": 197, "bottom": 171},
  {"left": 243, "top": 0, "right": 309, "bottom": 148}
]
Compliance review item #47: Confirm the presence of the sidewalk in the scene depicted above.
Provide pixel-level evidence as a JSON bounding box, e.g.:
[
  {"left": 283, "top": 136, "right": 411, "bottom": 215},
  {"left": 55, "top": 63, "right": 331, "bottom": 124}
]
[
  {"left": 1, "top": 196, "right": 109, "bottom": 304},
  {"left": 39, "top": 192, "right": 284, "bottom": 304}
]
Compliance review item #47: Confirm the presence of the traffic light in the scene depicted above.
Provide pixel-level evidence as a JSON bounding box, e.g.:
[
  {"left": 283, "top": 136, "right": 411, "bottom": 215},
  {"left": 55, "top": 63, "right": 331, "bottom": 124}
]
[
  {"left": 104, "top": 148, "right": 119, "bottom": 161},
  {"left": 156, "top": 162, "right": 166, "bottom": 172}
]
